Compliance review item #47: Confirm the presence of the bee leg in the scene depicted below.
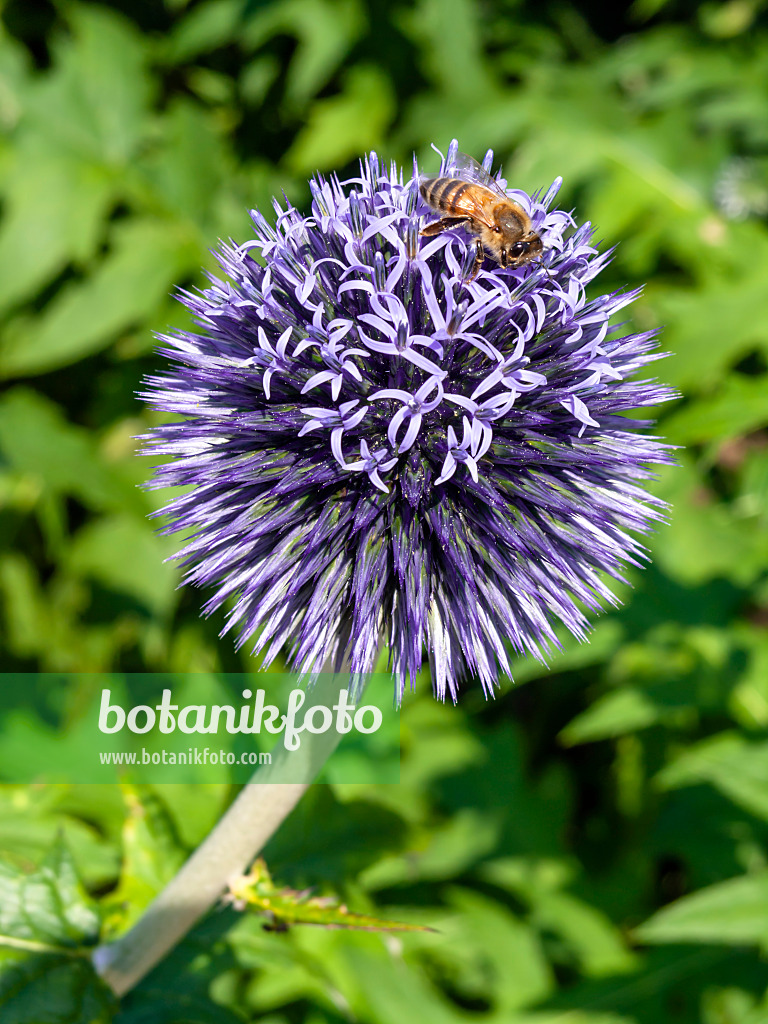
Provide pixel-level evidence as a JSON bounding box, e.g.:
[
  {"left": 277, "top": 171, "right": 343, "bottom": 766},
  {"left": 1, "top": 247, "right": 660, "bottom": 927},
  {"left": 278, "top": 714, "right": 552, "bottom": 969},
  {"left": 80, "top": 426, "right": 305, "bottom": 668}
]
[
  {"left": 465, "top": 241, "right": 485, "bottom": 282},
  {"left": 420, "top": 216, "right": 472, "bottom": 237}
]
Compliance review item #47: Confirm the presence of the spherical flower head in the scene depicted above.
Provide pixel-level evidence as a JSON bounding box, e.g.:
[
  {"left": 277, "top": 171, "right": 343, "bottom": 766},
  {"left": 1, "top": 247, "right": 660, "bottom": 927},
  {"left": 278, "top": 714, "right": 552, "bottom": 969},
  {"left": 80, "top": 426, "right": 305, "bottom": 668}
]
[{"left": 143, "top": 140, "right": 675, "bottom": 702}]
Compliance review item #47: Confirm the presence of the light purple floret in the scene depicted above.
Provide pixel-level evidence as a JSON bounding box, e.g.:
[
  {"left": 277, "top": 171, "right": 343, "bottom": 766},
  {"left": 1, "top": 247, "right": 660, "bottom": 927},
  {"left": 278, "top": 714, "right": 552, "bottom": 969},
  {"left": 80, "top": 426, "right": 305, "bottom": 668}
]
[{"left": 142, "top": 140, "right": 676, "bottom": 702}]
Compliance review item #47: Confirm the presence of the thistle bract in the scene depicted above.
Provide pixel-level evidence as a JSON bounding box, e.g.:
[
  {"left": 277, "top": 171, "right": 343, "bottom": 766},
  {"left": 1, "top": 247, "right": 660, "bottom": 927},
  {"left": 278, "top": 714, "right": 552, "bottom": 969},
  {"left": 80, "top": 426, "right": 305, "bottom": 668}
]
[{"left": 143, "top": 141, "right": 675, "bottom": 701}]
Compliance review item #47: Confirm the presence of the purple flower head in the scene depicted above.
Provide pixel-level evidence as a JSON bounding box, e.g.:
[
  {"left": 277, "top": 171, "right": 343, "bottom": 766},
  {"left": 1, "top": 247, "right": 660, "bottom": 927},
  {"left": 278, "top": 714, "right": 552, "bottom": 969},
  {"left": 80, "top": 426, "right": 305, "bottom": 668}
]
[{"left": 143, "top": 140, "right": 675, "bottom": 702}]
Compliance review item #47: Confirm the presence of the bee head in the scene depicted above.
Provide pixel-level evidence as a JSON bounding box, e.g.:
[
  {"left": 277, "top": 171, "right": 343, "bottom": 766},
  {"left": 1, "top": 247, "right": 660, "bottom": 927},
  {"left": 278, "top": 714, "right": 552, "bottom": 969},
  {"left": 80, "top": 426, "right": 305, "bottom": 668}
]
[{"left": 507, "top": 235, "right": 543, "bottom": 265}]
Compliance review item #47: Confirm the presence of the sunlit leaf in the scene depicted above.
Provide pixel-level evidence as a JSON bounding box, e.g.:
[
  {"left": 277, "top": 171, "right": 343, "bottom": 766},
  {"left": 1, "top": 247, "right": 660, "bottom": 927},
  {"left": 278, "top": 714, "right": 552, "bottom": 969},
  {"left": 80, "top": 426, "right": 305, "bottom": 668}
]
[
  {"left": 0, "top": 389, "right": 143, "bottom": 513},
  {"left": 649, "top": 270, "right": 768, "bottom": 391},
  {"left": 444, "top": 887, "right": 554, "bottom": 1010},
  {"left": 0, "top": 145, "right": 115, "bottom": 314},
  {"left": 649, "top": 459, "right": 768, "bottom": 585},
  {"left": 286, "top": 65, "right": 394, "bottom": 173},
  {"left": 559, "top": 688, "right": 660, "bottom": 746},
  {"left": 0, "top": 219, "right": 197, "bottom": 377},
  {"left": 65, "top": 513, "right": 180, "bottom": 617},
  {"left": 635, "top": 872, "right": 768, "bottom": 946},
  {"left": 242, "top": 0, "right": 367, "bottom": 110},
  {"left": 140, "top": 99, "right": 233, "bottom": 228},
  {"left": 163, "top": 0, "right": 246, "bottom": 63},
  {"left": 102, "top": 787, "right": 186, "bottom": 936},
  {"left": 663, "top": 375, "right": 768, "bottom": 445},
  {"left": 657, "top": 732, "right": 768, "bottom": 822},
  {"left": 27, "top": 4, "right": 152, "bottom": 163},
  {"left": 0, "top": 837, "right": 100, "bottom": 951}
]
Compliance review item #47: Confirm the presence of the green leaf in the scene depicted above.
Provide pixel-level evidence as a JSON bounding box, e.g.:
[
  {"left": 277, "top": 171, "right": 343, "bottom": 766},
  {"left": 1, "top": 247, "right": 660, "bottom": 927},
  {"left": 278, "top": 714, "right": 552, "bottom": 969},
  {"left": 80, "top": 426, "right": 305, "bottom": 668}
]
[
  {"left": 631, "top": 0, "right": 676, "bottom": 21},
  {"left": 480, "top": 858, "right": 637, "bottom": 978},
  {"left": 504, "top": 619, "right": 626, "bottom": 688},
  {"left": 445, "top": 887, "right": 554, "bottom": 1011},
  {"left": 117, "top": 995, "right": 243, "bottom": 1024},
  {"left": 140, "top": 99, "right": 232, "bottom": 227},
  {"left": 229, "top": 859, "right": 434, "bottom": 933},
  {"left": 163, "top": 0, "right": 247, "bottom": 63},
  {"left": 65, "top": 513, "right": 180, "bottom": 617},
  {"left": 559, "top": 688, "right": 660, "bottom": 746},
  {"left": 528, "top": 890, "right": 638, "bottom": 978},
  {"left": 729, "top": 627, "right": 768, "bottom": 729},
  {"left": 344, "top": 942, "right": 469, "bottom": 1024},
  {"left": 144, "top": 783, "right": 229, "bottom": 850},
  {"left": 103, "top": 786, "right": 186, "bottom": 935},
  {"left": 0, "top": 838, "right": 100, "bottom": 952},
  {"left": 359, "top": 808, "right": 499, "bottom": 891},
  {"left": 0, "top": 7, "right": 152, "bottom": 318},
  {"left": 700, "top": 1, "right": 760, "bottom": 38},
  {"left": 240, "top": 55, "right": 281, "bottom": 106},
  {"left": 664, "top": 375, "right": 768, "bottom": 445},
  {"left": 0, "top": 555, "right": 47, "bottom": 660},
  {"left": 0, "top": 31, "right": 32, "bottom": 132},
  {"left": 0, "top": 952, "right": 116, "bottom": 1024},
  {"left": 649, "top": 266, "right": 768, "bottom": 391},
  {"left": 137, "top": 912, "right": 337, "bottom": 1022},
  {"left": 0, "top": 219, "right": 197, "bottom": 377},
  {"left": 286, "top": 65, "right": 394, "bottom": 174},
  {"left": 27, "top": 4, "right": 152, "bottom": 164},
  {"left": 532, "top": 946, "right": 735, "bottom": 1023},
  {"left": 701, "top": 986, "right": 768, "bottom": 1024},
  {"left": 649, "top": 459, "right": 768, "bottom": 585},
  {"left": 656, "top": 732, "right": 768, "bottom": 822},
  {"left": 242, "top": 0, "right": 367, "bottom": 110},
  {"left": 0, "top": 143, "right": 116, "bottom": 314},
  {"left": 0, "top": 389, "right": 143, "bottom": 514},
  {"left": 0, "top": 790, "right": 119, "bottom": 893},
  {"left": 634, "top": 872, "right": 768, "bottom": 946},
  {"left": 397, "top": 0, "right": 496, "bottom": 100}
]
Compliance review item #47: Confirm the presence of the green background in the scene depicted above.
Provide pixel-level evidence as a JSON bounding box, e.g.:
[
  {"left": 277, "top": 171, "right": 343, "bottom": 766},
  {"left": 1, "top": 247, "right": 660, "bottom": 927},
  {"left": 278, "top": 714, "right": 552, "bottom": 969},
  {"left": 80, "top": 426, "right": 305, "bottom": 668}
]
[{"left": 2, "top": 0, "right": 768, "bottom": 1020}]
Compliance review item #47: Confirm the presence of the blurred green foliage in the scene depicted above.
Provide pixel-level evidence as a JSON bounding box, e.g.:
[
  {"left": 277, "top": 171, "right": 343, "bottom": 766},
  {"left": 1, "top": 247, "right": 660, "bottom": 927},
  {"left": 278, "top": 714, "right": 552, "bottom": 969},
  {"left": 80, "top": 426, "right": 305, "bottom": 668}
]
[{"left": 1, "top": 0, "right": 768, "bottom": 1020}]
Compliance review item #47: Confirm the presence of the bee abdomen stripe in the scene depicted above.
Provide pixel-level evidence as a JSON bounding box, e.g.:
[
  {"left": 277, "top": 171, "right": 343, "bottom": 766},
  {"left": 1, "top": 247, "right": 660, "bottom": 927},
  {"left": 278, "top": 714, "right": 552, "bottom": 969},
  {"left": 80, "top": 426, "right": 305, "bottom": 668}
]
[
  {"left": 420, "top": 177, "right": 440, "bottom": 199},
  {"left": 448, "top": 182, "right": 471, "bottom": 205},
  {"left": 436, "top": 178, "right": 462, "bottom": 205},
  {"left": 421, "top": 178, "right": 473, "bottom": 209}
]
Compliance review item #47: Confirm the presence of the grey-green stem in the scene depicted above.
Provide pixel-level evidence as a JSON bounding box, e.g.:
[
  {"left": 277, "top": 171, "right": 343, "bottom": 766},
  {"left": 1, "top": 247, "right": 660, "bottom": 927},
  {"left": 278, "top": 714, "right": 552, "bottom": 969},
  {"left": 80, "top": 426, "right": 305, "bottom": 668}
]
[{"left": 93, "top": 673, "right": 352, "bottom": 997}]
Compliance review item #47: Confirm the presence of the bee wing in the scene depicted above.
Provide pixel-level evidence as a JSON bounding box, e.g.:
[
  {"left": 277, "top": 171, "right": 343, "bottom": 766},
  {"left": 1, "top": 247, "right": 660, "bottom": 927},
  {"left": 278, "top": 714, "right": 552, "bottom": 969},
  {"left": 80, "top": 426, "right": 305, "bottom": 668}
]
[
  {"left": 442, "top": 185, "right": 502, "bottom": 229},
  {"left": 448, "top": 152, "right": 508, "bottom": 198}
]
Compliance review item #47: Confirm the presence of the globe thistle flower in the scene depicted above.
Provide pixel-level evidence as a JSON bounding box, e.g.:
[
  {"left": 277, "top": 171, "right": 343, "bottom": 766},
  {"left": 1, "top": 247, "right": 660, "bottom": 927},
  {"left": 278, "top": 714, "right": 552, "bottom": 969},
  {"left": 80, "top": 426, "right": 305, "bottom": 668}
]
[{"left": 143, "top": 140, "right": 675, "bottom": 702}]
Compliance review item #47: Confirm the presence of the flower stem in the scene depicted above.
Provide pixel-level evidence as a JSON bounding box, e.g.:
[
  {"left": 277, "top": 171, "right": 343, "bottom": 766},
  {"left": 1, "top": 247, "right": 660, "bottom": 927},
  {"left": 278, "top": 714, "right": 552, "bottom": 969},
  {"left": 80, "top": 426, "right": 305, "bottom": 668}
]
[{"left": 93, "top": 673, "right": 351, "bottom": 997}]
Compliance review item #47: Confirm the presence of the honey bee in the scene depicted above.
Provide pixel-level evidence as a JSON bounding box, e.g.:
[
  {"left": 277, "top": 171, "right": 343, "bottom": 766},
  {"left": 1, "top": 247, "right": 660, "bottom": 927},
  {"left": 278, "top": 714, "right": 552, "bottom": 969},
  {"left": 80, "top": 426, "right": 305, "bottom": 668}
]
[{"left": 419, "top": 152, "right": 543, "bottom": 279}]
